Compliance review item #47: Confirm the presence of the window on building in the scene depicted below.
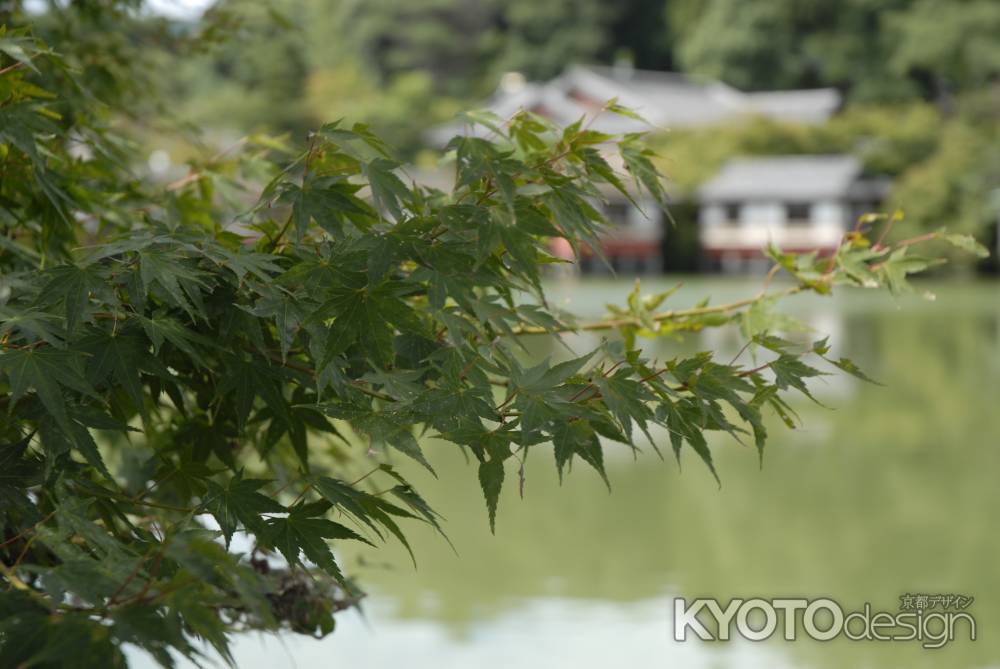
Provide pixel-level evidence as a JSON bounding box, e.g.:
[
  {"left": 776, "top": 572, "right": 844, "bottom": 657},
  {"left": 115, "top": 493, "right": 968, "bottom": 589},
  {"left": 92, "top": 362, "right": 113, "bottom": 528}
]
[
  {"left": 723, "top": 203, "right": 741, "bottom": 222},
  {"left": 786, "top": 203, "right": 812, "bottom": 224},
  {"left": 605, "top": 202, "right": 630, "bottom": 227}
]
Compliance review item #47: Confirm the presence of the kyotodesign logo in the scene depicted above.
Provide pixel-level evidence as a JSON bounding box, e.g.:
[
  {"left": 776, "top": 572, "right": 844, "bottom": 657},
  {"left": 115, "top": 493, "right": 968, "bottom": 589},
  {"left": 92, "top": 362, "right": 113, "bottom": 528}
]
[{"left": 673, "top": 595, "right": 976, "bottom": 649}]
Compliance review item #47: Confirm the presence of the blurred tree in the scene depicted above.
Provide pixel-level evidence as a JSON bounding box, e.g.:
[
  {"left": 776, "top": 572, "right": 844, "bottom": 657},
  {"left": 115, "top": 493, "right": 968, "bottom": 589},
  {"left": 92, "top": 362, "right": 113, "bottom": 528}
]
[
  {"left": 798, "top": 0, "right": 918, "bottom": 103},
  {"left": 166, "top": 0, "right": 313, "bottom": 137},
  {"left": 673, "top": 0, "right": 1000, "bottom": 105},
  {"left": 164, "top": 0, "right": 463, "bottom": 151},
  {"left": 675, "top": 0, "right": 817, "bottom": 90},
  {"left": 353, "top": 0, "right": 501, "bottom": 97},
  {"left": 353, "top": 0, "right": 618, "bottom": 87},
  {"left": 490, "top": 0, "right": 615, "bottom": 80},
  {"left": 604, "top": 0, "right": 675, "bottom": 71},
  {"left": 889, "top": 113, "right": 1000, "bottom": 246},
  {"left": 888, "top": 0, "right": 1000, "bottom": 108}
]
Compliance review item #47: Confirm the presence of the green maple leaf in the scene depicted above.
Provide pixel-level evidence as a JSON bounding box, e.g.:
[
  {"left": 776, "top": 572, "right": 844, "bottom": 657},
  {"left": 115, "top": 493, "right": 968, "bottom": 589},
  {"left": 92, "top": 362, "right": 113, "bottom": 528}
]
[
  {"left": 687, "top": 362, "right": 767, "bottom": 461},
  {"left": 606, "top": 98, "right": 648, "bottom": 123},
  {"left": 202, "top": 474, "right": 286, "bottom": 547},
  {"left": 825, "top": 356, "right": 882, "bottom": 385},
  {"left": 941, "top": 232, "right": 990, "bottom": 258},
  {"left": 478, "top": 457, "right": 505, "bottom": 534},
  {"left": 0, "top": 433, "right": 42, "bottom": 507},
  {"left": 770, "top": 354, "right": 828, "bottom": 403},
  {"left": 136, "top": 314, "right": 211, "bottom": 366},
  {"left": 79, "top": 330, "right": 150, "bottom": 419},
  {"left": 379, "top": 464, "right": 452, "bottom": 546},
  {"left": 311, "top": 281, "right": 405, "bottom": 368},
  {"left": 66, "top": 418, "right": 113, "bottom": 480},
  {"left": 138, "top": 249, "right": 209, "bottom": 320},
  {"left": 659, "top": 398, "right": 721, "bottom": 485},
  {"left": 363, "top": 157, "right": 410, "bottom": 221},
  {"left": 593, "top": 372, "right": 655, "bottom": 442},
  {"left": 620, "top": 138, "right": 668, "bottom": 209},
  {"left": 580, "top": 147, "right": 635, "bottom": 206},
  {"left": 39, "top": 264, "right": 106, "bottom": 332},
  {"left": 312, "top": 476, "right": 386, "bottom": 535},
  {"left": 262, "top": 504, "right": 372, "bottom": 584},
  {"left": 0, "top": 348, "right": 96, "bottom": 433},
  {"left": 354, "top": 412, "right": 435, "bottom": 475},
  {"left": 551, "top": 420, "right": 610, "bottom": 488},
  {"left": 514, "top": 350, "right": 596, "bottom": 393},
  {"left": 0, "top": 305, "right": 66, "bottom": 347},
  {"left": 449, "top": 136, "right": 501, "bottom": 189},
  {"left": 312, "top": 476, "right": 421, "bottom": 564},
  {"left": 287, "top": 179, "right": 375, "bottom": 240},
  {"left": 220, "top": 357, "right": 290, "bottom": 435},
  {"left": 200, "top": 245, "right": 283, "bottom": 283},
  {"left": 247, "top": 290, "right": 306, "bottom": 361}
]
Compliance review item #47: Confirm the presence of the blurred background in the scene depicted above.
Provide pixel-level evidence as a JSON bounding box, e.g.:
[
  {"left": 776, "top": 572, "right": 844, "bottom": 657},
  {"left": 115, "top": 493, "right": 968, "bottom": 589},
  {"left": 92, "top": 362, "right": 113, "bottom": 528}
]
[
  {"left": 143, "top": 0, "right": 1000, "bottom": 278},
  {"left": 16, "top": 0, "right": 1000, "bottom": 666}
]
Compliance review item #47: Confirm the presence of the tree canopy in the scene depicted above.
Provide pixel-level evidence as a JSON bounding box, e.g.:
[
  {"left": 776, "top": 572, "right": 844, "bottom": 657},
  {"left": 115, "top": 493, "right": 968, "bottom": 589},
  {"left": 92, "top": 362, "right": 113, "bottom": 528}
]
[{"left": 0, "top": 5, "right": 990, "bottom": 668}]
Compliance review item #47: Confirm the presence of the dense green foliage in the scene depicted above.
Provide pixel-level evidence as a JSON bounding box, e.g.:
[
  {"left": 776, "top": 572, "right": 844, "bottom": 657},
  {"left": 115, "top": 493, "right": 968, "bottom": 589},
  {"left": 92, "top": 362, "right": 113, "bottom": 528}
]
[{"left": 0, "top": 5, "right": 989, "bottom": 668}]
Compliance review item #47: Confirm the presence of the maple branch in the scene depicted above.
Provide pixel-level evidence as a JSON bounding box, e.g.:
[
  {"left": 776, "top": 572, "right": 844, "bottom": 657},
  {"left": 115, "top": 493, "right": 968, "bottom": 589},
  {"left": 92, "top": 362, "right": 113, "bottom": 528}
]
[
  {"left": 895, "top": 231, "right": 942, "bottom": 248},
  {"left": 252, "top": 346, "right": 397, "bottom": 402},
  {"left": 874, "top": 211, "right": 904, "bottom": 249},
  {"left": 510, "top": 285, "right": 803, "bottom": 336}
]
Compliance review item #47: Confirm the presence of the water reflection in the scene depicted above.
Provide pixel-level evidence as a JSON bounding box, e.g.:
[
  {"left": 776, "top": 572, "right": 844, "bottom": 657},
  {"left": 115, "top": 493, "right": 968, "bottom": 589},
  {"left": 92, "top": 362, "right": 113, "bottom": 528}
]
[
  {"left": 170, "top": 597, "right": 795, "bottom": 669},
  {"left": 135, "top": 279, "right": 1000, "bottom": 669}
]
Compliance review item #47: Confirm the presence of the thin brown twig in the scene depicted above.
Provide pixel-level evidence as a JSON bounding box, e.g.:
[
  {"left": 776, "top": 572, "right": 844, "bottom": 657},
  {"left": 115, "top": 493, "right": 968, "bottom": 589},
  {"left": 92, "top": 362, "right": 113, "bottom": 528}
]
[
  {"left": 760, "top": 263, "right": 781, "bottom": 293},
  {"left": 107, "top": 551, "right": 156, "bottom": 606},
  {"left": 727, "top": 338, "right": 755, "bottom": 367},
  {"left": 348, "top": 467, "right": 381, "bottom": 487},
  {"left": 290, "top": 483, "right": 313, "bottom": 506},
  {"left": 165, "top": 138, "right": 250, "bottom": 192},
  {"left": 252, "top": 346, "right": 396, "bottom": 401},
  {"left": 874, "top": 211, "right": 901, "bottom": 249},
  {"left": 0, "top": 61, "right": 25, "bottom": 77},
  {"left": 0, "top": 509, "right": 57, "bottom": 551}
]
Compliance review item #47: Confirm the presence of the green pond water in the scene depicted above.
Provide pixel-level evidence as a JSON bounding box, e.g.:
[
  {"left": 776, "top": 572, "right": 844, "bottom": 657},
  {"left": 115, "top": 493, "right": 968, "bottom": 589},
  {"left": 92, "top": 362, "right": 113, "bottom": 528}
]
[{"left": 145, "top": 277, "right": 1000, "bottom": 669}]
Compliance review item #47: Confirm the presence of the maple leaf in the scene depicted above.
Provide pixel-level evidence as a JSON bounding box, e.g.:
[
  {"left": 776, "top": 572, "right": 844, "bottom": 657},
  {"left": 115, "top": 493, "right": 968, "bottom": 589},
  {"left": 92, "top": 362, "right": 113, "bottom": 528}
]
[
  {"left": 0, "top": 348, "right": 96, "bottom": 433},
  {"left": 201, "top": 474, "right": 286, "bottom": 547},
  {"left": 261, "top": 504, "right": 373, "bottom": 585}
]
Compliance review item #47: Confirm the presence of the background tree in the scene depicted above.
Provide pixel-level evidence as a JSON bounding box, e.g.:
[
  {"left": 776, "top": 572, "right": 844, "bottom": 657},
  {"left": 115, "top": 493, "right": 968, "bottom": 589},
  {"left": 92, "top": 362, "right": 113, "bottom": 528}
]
[
  {"left": 488, "top": 0, "right": 615, "bottom": 80},
  {"left": 888, "top": 0, "right": 1000, "bottom": 107}
]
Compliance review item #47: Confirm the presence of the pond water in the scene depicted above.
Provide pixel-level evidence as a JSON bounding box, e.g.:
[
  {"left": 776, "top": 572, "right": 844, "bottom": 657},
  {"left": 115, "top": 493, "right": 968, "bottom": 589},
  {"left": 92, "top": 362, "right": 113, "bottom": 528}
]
[{"left": 136, "top": 277, "right": 1000, "bottom": 669}]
